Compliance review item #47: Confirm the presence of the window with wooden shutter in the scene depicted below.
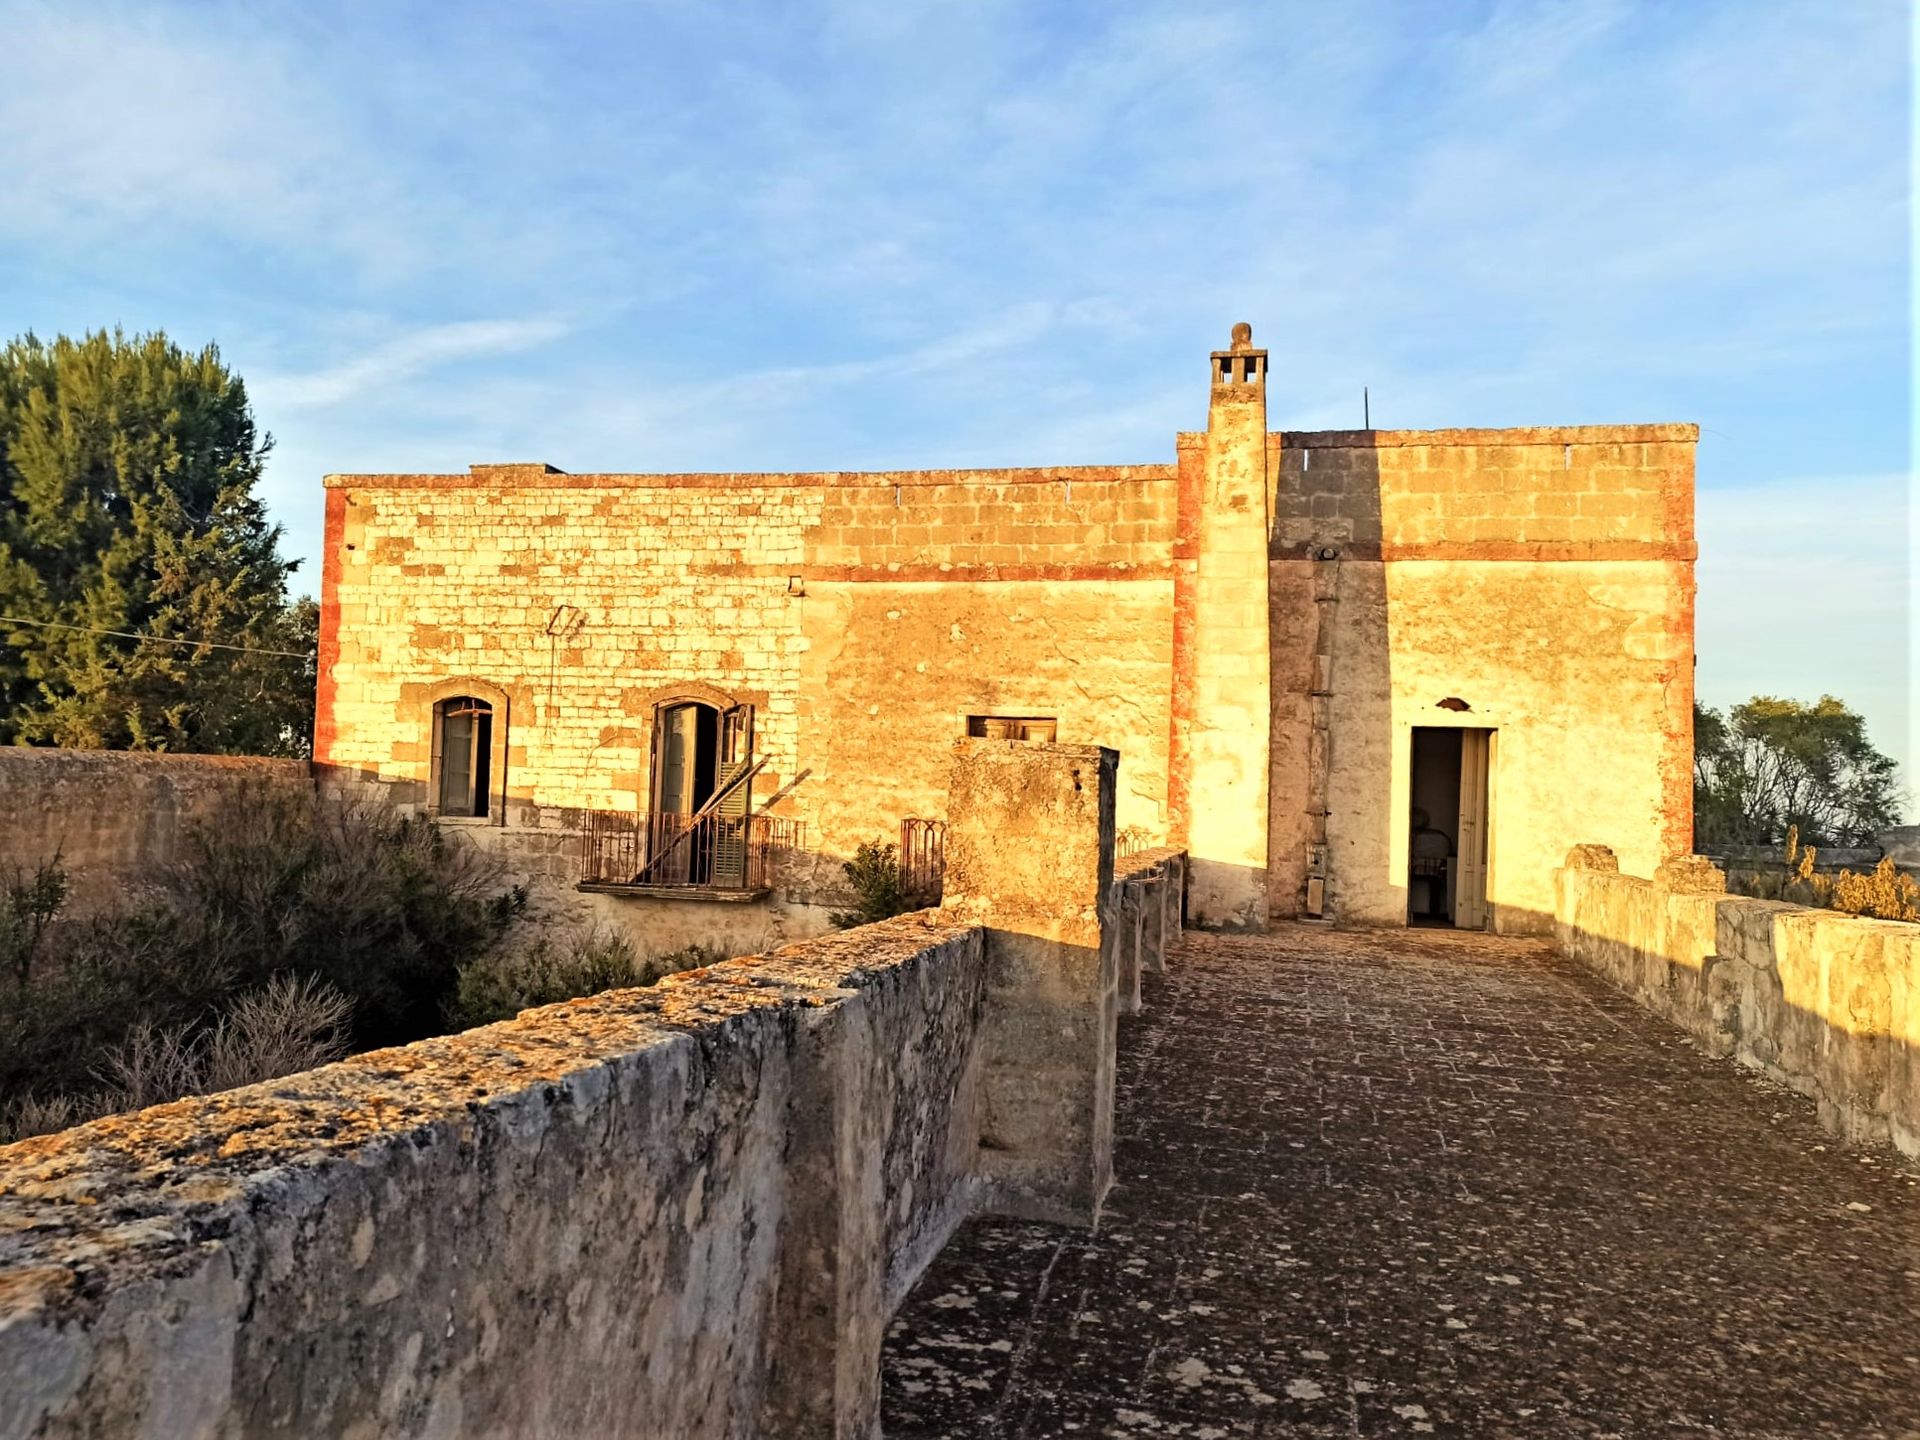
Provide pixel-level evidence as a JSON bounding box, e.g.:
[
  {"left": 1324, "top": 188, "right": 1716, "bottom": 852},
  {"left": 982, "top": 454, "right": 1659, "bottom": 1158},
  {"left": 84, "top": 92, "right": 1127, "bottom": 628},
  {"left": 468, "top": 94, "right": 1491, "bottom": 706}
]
[
  {"left": 966, "top": 715, "right": 1058, "bottom": 742},
  {"left": 432, "top": 697, "right": 493, "bottom": 817}
]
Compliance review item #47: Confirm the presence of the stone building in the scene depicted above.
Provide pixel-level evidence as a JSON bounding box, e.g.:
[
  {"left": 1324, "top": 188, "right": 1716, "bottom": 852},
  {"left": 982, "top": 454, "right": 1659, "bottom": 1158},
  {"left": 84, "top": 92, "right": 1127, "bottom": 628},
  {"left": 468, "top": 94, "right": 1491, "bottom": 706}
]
[{"left": 315, "top": 324, "right": 1696, "bottom": 939}]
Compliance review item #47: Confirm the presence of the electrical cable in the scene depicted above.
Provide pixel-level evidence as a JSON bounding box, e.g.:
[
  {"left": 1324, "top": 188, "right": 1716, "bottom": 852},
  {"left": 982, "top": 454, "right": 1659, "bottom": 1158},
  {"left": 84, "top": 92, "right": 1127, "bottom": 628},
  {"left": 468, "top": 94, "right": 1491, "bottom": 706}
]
[{"left": 0, "top": 614, "right": 314, "bottom": 660}]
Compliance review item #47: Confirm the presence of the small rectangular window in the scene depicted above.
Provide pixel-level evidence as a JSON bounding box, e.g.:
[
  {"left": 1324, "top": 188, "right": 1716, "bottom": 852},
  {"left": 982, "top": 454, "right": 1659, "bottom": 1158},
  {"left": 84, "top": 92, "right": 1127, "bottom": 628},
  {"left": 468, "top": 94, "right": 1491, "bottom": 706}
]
[{"left": 966, "top": 715, "right": 1058, "bottom": 742}]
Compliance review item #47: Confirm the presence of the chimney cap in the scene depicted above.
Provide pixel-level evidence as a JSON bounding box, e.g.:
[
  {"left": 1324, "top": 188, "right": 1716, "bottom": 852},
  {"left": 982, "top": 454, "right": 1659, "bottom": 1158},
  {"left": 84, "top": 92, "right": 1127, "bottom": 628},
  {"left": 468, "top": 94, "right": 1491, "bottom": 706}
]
[{"left": 1229, "top": 322, "right": 1254, "bottom": 351}]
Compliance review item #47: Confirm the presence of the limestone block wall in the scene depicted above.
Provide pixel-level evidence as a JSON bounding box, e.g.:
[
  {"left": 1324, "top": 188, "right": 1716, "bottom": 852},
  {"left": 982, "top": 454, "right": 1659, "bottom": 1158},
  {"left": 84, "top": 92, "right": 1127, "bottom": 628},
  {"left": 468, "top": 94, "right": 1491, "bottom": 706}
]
[
  {"left": 318, "top": 465, "right": 1179, "bottom": 909},
  {"left": 1269, "top": 425, "right": 1696, "bottom": 931},
  {"left": 0, "top": 750, "right": 312, "bottom": 913},
  {"left": 1555, "top": 846, "right": 1920, "bottom": 1159}
]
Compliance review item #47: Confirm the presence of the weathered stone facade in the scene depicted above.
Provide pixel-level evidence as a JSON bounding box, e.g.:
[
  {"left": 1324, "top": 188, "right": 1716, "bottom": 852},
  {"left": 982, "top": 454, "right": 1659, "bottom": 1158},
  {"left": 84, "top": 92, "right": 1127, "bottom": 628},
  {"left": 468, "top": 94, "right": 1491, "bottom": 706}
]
[{"left": 316, "top": 327, "right": 1696, "bottom": 935}]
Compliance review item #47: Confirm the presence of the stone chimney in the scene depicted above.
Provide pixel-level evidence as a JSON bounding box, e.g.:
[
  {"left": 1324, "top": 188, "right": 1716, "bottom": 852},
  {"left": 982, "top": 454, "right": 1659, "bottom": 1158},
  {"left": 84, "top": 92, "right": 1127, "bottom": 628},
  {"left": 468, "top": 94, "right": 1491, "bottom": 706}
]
[{"left": 1182, "top": 323, "right": 1273, "bottom": 929}]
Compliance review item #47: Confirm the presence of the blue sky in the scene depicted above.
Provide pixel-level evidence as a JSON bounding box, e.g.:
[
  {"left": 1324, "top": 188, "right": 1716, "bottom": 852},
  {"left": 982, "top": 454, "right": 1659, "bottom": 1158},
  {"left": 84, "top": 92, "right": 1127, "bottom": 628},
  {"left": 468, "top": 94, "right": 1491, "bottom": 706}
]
[{"left": 1, "top": 0, "right": 1912, "bottom": 788}]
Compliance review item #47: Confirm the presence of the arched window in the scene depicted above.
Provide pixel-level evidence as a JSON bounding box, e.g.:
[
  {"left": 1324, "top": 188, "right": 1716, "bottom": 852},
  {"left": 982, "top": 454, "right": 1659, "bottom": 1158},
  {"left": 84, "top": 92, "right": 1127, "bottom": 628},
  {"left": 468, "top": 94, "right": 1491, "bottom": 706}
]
[{"left": 433, "top": 696, "right": 494, "bottom": 817}]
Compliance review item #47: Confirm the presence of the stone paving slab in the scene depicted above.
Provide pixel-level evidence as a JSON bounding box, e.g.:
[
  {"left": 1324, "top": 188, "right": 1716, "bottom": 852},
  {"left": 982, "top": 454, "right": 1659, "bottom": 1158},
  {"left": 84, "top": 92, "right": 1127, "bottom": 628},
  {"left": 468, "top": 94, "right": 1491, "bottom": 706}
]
[{"left": 882, "top": 924, "right": 1920, "bottom": 1438}]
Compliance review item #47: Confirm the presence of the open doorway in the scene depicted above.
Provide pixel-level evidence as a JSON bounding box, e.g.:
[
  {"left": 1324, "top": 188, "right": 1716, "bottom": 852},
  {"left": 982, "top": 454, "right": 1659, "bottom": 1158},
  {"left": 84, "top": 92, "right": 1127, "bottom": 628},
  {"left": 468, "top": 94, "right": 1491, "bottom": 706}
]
[
  {"left": 655, "top": 701, "right": 719, "bottom": 817},
  {"left": 1408, "top": 727, "right": 1493, "bottom": 929},
  {"left": 644, "top": 701, "right": 758, "bottom": 888}
]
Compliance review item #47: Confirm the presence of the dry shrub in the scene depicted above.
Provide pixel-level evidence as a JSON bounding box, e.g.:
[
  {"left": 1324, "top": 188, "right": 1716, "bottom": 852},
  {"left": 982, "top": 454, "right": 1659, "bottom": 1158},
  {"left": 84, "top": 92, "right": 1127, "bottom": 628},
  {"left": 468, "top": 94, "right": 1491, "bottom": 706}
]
[
  {"left": 1770, "top": 828, "right": 1920, "bottom": 924},
  {"left": 1, "top": 974, "right": 354, "bottom": 1143},
  {"left": 1, "top": 786, "right": 527, "bottom": 1139}
]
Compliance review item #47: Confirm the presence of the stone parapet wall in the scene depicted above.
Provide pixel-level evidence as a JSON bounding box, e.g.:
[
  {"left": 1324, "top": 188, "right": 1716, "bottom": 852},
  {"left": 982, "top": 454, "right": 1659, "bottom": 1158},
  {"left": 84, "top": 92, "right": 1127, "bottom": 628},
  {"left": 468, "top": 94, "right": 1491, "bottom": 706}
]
[
  {"left": 0, "top": 915, "right": 987, "bottom": 1439},
  {"left": 1268, "top": 424, "right": 1697, "bottom": 561},
  {"left": 0, "top": 737, "right": 1190, "bottom": 1438},
  {"left": 1114, "top": 847, "right": 1185, "bottom": 1011},
  {"left": 0, "top": 749, "right": 312, "bottom": 913},
  {"left": 1555, "top": 845, "right": 1920, "bottom": 1159}
]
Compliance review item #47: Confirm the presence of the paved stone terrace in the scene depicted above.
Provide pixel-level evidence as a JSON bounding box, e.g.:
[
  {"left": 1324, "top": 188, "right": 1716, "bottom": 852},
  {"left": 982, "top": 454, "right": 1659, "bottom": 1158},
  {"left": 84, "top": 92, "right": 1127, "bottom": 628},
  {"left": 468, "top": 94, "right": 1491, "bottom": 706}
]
[{"left": 882, "top": 924, "right": 1920, "bottom": 1438}]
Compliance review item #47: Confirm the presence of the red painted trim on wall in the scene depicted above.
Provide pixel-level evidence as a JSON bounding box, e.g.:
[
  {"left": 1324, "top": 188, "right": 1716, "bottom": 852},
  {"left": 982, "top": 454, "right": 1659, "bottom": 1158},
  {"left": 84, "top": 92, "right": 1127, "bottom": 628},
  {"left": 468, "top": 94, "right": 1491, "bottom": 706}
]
[
  {"left": 1271, "top": 540, "right": 1699, "bottom": 563},
  {"left": 313, "top": 489, "right": 346, "bottom": 764},
  {"left": 1656, "top": 442, "right": 1699, "bottom": 858},
  {"left": 806, "top": 562, "right": 1174, "bottom": 584},
  {"left": 1659, "top": 559, "right": 1698, "bottom": 859}
]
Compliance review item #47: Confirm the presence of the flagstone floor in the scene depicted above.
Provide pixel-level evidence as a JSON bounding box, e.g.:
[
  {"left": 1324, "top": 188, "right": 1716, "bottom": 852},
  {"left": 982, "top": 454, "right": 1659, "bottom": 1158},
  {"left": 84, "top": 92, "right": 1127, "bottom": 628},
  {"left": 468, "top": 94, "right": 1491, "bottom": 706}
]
[{"left": 881, "top": 923, "right": 1920, "bottom": 1438}]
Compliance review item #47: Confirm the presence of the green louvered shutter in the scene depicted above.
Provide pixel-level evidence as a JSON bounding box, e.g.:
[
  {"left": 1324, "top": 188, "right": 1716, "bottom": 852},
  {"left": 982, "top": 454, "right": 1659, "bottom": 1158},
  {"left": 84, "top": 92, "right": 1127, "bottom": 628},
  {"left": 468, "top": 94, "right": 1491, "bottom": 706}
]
[{"left": 710, "top": 706, "right": 755, "bottom": 888}]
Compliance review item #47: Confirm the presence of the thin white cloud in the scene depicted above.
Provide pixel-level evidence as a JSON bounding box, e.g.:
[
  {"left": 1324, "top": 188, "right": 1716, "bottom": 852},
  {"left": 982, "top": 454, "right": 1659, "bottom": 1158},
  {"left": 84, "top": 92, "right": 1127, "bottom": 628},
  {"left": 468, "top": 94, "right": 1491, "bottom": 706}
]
[{"left": 252, "top": 319, "right": 573, "bottom": 411}]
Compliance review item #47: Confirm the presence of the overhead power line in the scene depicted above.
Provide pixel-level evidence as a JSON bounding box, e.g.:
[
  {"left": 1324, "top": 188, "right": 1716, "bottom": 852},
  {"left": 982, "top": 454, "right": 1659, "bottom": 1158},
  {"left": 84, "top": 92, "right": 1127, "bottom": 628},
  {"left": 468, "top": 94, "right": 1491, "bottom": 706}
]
[{"left": 0, "top": 614, "right": 315, "bottom": 660}]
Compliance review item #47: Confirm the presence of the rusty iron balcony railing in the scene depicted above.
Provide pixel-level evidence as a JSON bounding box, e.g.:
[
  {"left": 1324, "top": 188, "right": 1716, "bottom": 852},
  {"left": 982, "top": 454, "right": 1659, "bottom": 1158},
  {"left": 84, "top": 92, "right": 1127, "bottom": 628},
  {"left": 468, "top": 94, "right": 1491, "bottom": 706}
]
[
  {"left": 580, "top": 810, "right": 805, "bottom": 895},
  {"left": 900, "top": 817, "right": 947, "bottom": 907}
]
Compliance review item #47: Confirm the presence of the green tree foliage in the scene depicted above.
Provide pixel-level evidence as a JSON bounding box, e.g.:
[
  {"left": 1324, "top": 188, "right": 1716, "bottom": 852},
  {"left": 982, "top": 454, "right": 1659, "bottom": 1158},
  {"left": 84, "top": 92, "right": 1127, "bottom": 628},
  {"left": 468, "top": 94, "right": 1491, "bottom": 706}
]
[
  {"left": 446, "top": 930, "right": 711, "bottom": 1031},
  {"left": 1694, "top": 696, "right": 1904, "bottom": 849},
  {"left": 829, "top": 840, "right": 912, "bottom": 928},
  {"left": 0, "top": 329, "right": 315, "bottom": 754}
]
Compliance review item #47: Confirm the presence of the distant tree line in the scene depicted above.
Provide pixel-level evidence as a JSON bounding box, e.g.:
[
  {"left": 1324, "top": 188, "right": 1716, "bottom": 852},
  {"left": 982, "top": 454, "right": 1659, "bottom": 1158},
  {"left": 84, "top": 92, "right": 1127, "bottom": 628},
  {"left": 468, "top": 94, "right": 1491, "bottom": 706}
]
[
  {"left": 0, "top": 328, "right": 315, "bottom": 755},
  {"left": 1694, "top": 696, "right": 1903, "bottom": 850}
]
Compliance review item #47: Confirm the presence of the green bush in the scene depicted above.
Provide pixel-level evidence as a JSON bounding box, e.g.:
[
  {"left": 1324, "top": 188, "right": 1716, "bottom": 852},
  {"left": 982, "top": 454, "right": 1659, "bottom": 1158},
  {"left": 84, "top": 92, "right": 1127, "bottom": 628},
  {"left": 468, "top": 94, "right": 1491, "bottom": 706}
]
[
  {"left": 830, "top": 840, "right": 912, "bottom": 929},
  {"left": 447, "top": 929, "right": 714, "bottom": 1029},
  {"left": 0, "top": 852, "right": 68, "bottom": 986},
  {"left": 0, "top": 786, "right": 527, "bottom": 1125}
]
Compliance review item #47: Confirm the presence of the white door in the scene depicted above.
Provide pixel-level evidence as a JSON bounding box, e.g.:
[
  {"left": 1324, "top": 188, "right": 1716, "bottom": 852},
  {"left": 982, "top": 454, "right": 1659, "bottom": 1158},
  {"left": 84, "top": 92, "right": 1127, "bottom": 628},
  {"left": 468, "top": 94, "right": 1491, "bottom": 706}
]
[{"left": 1455, "top": 729, "right": 1492, "bottom": 930}]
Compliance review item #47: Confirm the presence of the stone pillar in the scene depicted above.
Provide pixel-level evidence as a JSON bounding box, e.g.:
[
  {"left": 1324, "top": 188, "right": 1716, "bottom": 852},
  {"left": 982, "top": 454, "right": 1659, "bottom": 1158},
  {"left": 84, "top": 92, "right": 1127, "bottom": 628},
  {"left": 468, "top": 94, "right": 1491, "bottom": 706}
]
[
  {"left": 1116, "top": 881, "right": 1144, "bottom": 1015},
  {"left": 1138, "top": 870, "right": 1167, "bottom": 974},
  {"left": 1653, "top": 853, "right": 1728, "bottom": 895},
  {"left": 942, "top": 739, "right": 1117, "bottom": 1224},
  {"left": 758, "top": 1002, "right": 886, "bottom": 1438},
  {"left": 1182, "top": 323, "right": 1272, "bottom": 929}
]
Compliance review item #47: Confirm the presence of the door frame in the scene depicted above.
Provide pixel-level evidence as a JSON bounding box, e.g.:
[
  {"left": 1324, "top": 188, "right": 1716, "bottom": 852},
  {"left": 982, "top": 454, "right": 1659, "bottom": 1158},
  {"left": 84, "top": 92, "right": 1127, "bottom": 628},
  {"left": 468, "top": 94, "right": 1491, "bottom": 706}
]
[{"left": 1392, "top": 712, "right": 1501, "bottom": 931}]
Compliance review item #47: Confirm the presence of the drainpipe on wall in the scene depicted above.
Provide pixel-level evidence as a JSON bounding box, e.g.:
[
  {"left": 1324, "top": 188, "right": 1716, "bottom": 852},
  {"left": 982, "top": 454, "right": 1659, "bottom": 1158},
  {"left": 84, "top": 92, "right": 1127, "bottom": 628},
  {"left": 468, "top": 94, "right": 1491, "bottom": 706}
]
[{"left": 1302, "top": 545, "right": 1341, "bottom": 919}]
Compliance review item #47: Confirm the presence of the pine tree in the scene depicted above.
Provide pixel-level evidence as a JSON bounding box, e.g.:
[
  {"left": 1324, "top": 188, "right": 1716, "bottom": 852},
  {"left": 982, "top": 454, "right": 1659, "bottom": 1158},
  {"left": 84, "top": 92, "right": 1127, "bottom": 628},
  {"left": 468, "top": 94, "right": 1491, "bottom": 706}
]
[{"left": 0, "top": 329, "right": 315, "bottom": 754}]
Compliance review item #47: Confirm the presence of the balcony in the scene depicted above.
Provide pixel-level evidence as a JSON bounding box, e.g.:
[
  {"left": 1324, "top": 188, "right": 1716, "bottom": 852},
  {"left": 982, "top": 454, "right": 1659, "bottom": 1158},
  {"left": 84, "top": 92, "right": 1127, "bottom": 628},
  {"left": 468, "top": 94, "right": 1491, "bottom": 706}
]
[{"left": 578, "top": 810, "right": 804, "bottom": 900}]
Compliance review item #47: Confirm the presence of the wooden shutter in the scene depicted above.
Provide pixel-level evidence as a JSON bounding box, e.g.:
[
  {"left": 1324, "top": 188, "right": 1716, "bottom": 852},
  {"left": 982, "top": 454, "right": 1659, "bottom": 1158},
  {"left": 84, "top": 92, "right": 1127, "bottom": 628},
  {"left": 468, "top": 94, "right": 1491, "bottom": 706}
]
[
  {"left": 711, "top": 705, "right": 756, "bottom": 887},
  {"left": 1455, "top": 729, "right": 1491, "bottom": 930}
]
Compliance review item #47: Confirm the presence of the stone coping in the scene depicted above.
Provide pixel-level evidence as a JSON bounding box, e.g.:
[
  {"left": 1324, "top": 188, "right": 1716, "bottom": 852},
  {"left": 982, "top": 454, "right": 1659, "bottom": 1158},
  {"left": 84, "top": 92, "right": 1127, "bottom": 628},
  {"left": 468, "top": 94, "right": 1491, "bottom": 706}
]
[
  {"left": 1277, "top": 423, "right": 1699, "bottom": 449},
  {"left": 1115, "top": 846, "right": 1183, "bottom": 883},
  {"left": 574, "top": 882, "right": 773, "bottom": 903},
  {"left": 322, "top": 463, "right": 1179, "bottom": 491},
  {"left": 0, "top": 912, "right": 977, "bottom": 1327},
  {"left": 0, "top": 750, "right": 310, "bottom": 777}
]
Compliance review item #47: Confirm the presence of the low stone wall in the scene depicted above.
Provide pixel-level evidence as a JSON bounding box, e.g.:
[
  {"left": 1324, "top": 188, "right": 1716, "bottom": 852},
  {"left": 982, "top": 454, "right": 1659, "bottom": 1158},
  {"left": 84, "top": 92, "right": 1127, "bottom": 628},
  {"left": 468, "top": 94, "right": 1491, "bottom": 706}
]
[
  {"left": 0, "top": 749, "right": 311, "bottom": 912},
  {"left": 0, "top": 742, "right": 1190, "bottom": 1438},
  {"left": 1114, "top": 848, "right": 1186, "bottom": 1015},
  {"left": 1555, "top": 846, "right": 1920, "bottom": 1158},
  {"left": 0, "top": 916, "right": 986, "bottom": 1438}
]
